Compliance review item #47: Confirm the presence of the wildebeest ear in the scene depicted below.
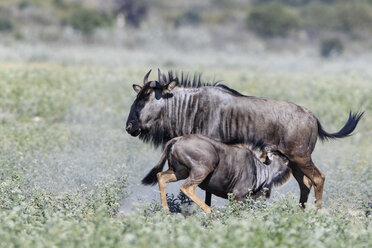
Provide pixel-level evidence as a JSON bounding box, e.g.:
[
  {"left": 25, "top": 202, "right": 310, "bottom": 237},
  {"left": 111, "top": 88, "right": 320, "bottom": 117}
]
[
  {"left": 133, "top": 84, "right": 142, "bottom": 94},
  {"left": 283, "top": 157, "right": 289, "bottom": 165},
  {"left": 167, "top": 80, "right": 177, "bottom": 91},
  {"left": 262, "top": 152, "right": 274, "bottom": 165}
]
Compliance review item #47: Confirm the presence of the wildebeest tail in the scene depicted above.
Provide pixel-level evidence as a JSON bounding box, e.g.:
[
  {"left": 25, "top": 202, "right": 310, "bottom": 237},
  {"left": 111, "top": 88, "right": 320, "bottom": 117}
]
[
  {"left": 141, "top": 138, "right": 180, "bottom": 186},
  {"left": 317, "top": 111, "right": 364, "bottom": 141}
]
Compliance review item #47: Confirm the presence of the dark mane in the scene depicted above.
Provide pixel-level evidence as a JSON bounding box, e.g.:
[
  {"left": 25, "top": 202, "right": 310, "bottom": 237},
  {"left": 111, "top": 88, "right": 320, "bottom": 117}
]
[{"left": 165, "top": 71, "right": 246, "bottom": 97}]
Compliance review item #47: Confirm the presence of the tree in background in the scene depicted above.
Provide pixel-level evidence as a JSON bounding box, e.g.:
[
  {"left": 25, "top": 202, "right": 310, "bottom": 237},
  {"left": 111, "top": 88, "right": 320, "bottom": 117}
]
[{"left": 247, "top": 3, "right": 299, "bottom": 37}]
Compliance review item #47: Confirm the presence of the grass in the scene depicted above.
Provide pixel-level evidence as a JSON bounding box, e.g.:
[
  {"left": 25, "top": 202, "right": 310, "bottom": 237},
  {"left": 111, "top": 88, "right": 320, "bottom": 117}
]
[{"left": 0, "top": 56, "right": 371, "bottom": 247}]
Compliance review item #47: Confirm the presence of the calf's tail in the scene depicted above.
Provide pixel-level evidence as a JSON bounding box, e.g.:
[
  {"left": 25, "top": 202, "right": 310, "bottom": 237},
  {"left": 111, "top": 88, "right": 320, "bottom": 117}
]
[
  {"left": 141, "top": 138, "right": 180, "bottom": 185},
  {"left": 317, "top": 111, "right": 364, "bottom": 141}
]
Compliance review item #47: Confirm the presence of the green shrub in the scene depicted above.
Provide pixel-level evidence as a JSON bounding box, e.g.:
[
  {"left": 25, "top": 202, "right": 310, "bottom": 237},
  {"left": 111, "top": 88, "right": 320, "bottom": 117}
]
[
  {"left": 0, "top": 18, "right": 13, "bottom": 32},
  {"left": 301, "top": 2, "right": 372, "bottom": 34},
  {"left": 247, "top": 3, "right": 300, "bottom": 37},
  {"left": 334, "top": 3, "right": 372, "bottom": 33},
  {"left": 320, "top": 38, "right": 343, "bottom": 58},
  {"left": 68, "top": 8, "right": 113, "bottom": 35}
]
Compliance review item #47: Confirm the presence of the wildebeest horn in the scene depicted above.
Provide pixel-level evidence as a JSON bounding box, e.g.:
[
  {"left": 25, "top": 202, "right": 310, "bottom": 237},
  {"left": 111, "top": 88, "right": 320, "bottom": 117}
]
[
  {"left": 143, "top": 69, "right": 152, "bottom": 85},
  {"left": 158, "top": 68, "right": 167, "bottom": 86}
]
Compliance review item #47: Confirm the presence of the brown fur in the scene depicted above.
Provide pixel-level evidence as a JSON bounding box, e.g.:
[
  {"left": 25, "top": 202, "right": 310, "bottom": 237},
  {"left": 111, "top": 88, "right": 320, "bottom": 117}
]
[{"left": 143, "top": 134, "right": 290, "bottom": 213}]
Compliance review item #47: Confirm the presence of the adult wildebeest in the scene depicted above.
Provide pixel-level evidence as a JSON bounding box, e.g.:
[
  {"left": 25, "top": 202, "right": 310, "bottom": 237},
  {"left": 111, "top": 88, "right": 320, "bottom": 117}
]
[
  {"left": 126, "top": 69, "right": 363, "bottom": 208},
  {"left": 142, "top": 134, "right": 290, "bottom": 213}
]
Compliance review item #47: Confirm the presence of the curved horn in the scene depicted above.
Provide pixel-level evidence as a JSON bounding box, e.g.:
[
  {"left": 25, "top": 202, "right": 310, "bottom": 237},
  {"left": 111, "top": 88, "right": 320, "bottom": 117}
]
[
  {"left": 158, "top": 68, "right": 167, "bottom": 86},
  {"left": 157, "top": 68, "right": 162, "bottom": 83},
  {"left": 143, "top": 69, "right": 152, "bottom": 85}
]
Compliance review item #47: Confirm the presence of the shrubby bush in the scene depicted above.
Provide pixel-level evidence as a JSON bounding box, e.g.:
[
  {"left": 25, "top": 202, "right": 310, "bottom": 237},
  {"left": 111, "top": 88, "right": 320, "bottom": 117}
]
[
  {"left": 67, "top": 8, "right": 114, "bottom": 35},
  {"left": 247, "top": 3, "right": 300, "bottom": 37},
  {"left": 0, "top": 166, "right": 128, "bottom": 217},
  {"left": 334, "top": 3, "right": 372, "bottom": 33},
  {"left": 301, "top": 2, "right": 372, "bottom": 34},
  {"left": 320, "top": 38, "right": 343, "bottom": 57}
]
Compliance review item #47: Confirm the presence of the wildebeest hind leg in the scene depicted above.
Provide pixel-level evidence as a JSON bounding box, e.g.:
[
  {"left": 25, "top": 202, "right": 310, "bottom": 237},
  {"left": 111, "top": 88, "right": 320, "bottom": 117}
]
[
  {"left": 289, "top": 163, "right": 313, "bottom": 208},
  {"left": 180, "top": 184, "right": 212, "bottom": 213},
  {"left": 293, "top": 158, "right": 325, "bottom": 209},
  {"left": 157, "top": 169, "right": 188, "bottom": 212},
  {"left": 180, "top": 167, "right": 214, "bottom": 213}
]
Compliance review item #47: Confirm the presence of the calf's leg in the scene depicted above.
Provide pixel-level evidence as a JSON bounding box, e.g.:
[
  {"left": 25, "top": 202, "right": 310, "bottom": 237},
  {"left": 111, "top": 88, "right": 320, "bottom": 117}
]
[
  {"left": 181, "top": 184, "right": 212, "bottom": 213},
  {"left": 180, "top": 166, "right": 214, "bottom": 213},
  {"left": 157, "top": 169, "right": 187, "bottom": 211}
]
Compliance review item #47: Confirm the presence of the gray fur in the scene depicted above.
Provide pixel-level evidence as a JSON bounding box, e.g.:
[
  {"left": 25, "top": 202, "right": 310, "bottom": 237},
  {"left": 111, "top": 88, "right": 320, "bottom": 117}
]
[{"left": 126, "top": 69, "right": 363, "bottom": 208}]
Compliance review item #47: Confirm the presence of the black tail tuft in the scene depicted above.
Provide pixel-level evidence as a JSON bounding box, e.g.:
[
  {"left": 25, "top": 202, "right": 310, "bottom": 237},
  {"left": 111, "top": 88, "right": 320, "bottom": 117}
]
[
  {"left": 141, "top": 138, "right": 179, "bottom": 186},
  {"left": 317, "top": 111, "right": 364, "bottom": 142},
  {"left": 141, "top": 167, "right": 162, "bottom": 186}
]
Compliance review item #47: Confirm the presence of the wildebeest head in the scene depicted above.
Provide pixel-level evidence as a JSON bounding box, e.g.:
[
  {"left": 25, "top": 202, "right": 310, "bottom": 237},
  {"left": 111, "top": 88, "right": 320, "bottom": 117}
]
[
  {"left": 266, "top": 151, "right": 289, "bottom": 167},
  {"left": 249, "top": 142, "right": 288, "bottom": 166},
  {"left": 126, "top": 69, "right": 177, "bottom": 136}
]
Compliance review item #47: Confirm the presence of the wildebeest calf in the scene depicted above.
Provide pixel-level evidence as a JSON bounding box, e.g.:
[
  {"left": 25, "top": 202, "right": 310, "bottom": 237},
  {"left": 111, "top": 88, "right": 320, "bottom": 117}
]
[{"left": 142, "top": 134, "right": 290, "bottom": 213}]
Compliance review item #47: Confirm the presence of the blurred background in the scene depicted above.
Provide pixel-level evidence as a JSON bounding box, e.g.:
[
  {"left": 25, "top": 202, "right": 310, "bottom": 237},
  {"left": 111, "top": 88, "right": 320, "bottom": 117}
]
[{"left": 1, "top": 0, "right": 372, "bottom": 62}]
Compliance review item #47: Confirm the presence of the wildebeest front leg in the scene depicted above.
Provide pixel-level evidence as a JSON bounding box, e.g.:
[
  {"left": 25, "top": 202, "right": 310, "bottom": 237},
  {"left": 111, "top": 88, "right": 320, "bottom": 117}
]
[
  {"left": 205, "top": 192, "right": 212, "bottom": 206},
  {"left": 157, "top": 169, "right": 187, "bottom": 212}
]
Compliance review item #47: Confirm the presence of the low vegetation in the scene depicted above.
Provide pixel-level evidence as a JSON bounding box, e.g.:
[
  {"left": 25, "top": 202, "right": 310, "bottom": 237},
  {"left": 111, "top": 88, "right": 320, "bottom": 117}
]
[
  {"left": 67, "top": 8, "right": 114, "bottom": 35},
  {"left": 0, "top": 61, "right": 371, "bottom": 246}
]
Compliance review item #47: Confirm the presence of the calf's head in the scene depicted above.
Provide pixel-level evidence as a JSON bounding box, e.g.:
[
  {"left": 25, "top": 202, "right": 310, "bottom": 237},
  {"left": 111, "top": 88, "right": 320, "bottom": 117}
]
[{"left": 126, "top": 69, "right": 177, "bottom": 136}]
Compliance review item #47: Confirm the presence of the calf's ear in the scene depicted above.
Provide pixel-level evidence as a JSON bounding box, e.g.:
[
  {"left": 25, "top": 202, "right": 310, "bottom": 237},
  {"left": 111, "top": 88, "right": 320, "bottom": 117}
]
[
  {"left": 264, "top": 152, "right": 274, "bottom": 165},
  {"left": 133, "top": 84, "right": 142, "bottom": 94},
  {"left": 283, "top": 157, "right": 289, "bottom": 165}
]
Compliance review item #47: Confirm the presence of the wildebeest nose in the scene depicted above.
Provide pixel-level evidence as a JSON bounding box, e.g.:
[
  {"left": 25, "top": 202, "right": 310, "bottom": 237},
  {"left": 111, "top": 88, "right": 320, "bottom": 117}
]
[{"left": 126, "top": 123, "right": 132, "bottom": 132}]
